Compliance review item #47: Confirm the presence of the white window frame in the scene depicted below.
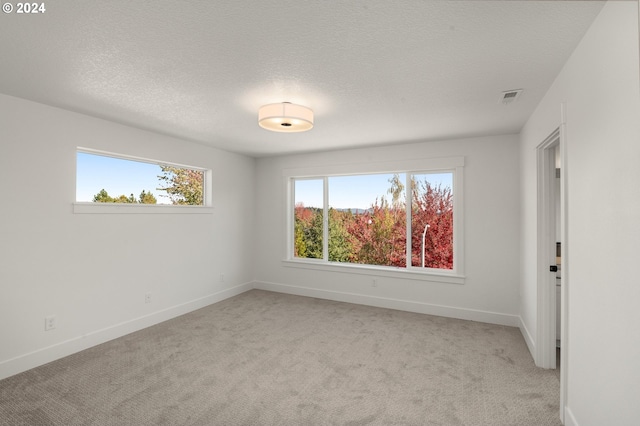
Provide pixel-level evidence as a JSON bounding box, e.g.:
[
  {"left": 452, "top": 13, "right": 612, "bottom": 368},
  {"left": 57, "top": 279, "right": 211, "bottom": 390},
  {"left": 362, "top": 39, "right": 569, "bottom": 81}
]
[
  {"left": 283, "top": 156, "right": 465, "bottom": 284},
  {"left": 73, "top": 148, "right": 214, "bottom": 214}
]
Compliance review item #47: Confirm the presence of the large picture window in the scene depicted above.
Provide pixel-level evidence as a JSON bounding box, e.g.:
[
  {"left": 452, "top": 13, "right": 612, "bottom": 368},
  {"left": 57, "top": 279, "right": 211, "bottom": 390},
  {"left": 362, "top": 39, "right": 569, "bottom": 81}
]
[{"left": 287, "top": 157, "right": 463, "bottom": 278}]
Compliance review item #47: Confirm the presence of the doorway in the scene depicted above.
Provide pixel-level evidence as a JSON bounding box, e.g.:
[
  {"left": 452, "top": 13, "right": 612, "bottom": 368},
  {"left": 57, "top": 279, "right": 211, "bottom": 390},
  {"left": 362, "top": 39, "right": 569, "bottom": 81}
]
[
  {"left": 536, "top": 128, "right": 560, "bottom": 370},
  {"left": 536, "top": 124, "right": 568, "bottom": 422}
]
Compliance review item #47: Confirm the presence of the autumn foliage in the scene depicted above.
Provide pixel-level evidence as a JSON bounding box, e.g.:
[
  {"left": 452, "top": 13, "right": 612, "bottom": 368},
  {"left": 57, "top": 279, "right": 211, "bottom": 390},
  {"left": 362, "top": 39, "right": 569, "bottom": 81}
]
[
  {"left": 157, "top": 166, "right": 204, "bottom": 205},
  {"left": 410, "top": 179, "right": 453, "bottom": 269},
  {"left": 294, "top": 175, "right": 453, "bottom": 270}
]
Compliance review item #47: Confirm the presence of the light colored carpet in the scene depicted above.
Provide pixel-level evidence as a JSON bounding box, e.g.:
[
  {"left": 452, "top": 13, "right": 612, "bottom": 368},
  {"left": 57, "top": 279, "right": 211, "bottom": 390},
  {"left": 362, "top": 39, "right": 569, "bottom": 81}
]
[{"left": 0, "top": 290, "right": 561, "bottom": 425}]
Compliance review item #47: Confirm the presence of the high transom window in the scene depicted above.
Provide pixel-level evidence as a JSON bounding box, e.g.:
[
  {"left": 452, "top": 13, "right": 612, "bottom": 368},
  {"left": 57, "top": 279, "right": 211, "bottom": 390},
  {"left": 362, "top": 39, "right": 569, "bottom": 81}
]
[
  {"left": 76, "top": 149, "right": 207, "bottom": 206},
  {"left": 74, "top": 149, "right": 212, "bottom": 214}
]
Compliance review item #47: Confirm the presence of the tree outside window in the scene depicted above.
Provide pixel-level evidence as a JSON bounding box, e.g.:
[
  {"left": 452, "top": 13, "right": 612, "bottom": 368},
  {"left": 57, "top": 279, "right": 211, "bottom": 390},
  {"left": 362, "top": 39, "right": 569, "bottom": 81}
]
[{"left": 293, "top": 172, "right": 454, "bottom": 271}]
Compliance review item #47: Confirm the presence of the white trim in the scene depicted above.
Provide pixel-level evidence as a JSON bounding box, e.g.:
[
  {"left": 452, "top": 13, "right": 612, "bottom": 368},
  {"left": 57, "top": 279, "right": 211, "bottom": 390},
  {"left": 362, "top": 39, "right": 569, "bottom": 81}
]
[
  {"left": 0, "top": 282, "right": 253, "bottom": 381},
  {"left": 73, "top": 202, "right": 214, "bottom": 214},
  {"left": 282, "top": 156, "right": 465, "bottom": 178},
  {"left": 322, "top": 176, "right": 329, "bottom": 260},
  {"left": 253, "top": 280, "right": 518, "bottom": 327},
  {"left": 77, "top": 147, "right": 208, "bottom": 172},
  {"left": 282, "top": 259, "right": 465, "bottom": 285},
  {"left": 519, "top": 315, "right": 536, "bottom": 359},
  {"left": 405, "top": 173, "right": 413, "bottom": 265},
  {"left": 564, "top": 406, "right": 579, "bottom": 426},
  {"left": 452, "top": 164, "right": 465, "bottom": 274},
  {"left": 559, "top": 104, "right": 570, "bottom": 424}
]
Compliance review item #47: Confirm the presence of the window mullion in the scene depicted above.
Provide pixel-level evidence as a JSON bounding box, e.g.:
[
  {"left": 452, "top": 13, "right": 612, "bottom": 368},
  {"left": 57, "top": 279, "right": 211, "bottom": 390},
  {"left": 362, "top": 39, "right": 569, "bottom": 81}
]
[
  {"left": 323, "top": 176, "right": 329, "bottom": 261},
  {"left": 406, "top": 173, "right": 412, "bottom": 268}
]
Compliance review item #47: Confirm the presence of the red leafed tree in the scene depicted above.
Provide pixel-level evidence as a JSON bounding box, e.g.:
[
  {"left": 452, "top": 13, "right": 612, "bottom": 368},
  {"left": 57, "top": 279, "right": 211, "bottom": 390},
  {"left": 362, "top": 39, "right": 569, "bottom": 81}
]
[
  {"left": 348, "top": 198, "right": 406, "bottom": 267},
  {"left": 411, "top": 181, "right": 453, "bottom": 269},
  {"left": 293, "top": 176, "right": 453, "bottom": 270},
  {"left": 295, "top": 202, "right": 314, "bottom": 223}
]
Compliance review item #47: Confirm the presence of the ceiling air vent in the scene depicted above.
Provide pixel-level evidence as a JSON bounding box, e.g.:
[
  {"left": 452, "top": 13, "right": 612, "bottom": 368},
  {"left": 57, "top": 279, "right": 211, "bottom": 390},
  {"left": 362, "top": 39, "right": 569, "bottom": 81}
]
[{"left": 500, "top": 89, "right": 523, "bottom": 105}]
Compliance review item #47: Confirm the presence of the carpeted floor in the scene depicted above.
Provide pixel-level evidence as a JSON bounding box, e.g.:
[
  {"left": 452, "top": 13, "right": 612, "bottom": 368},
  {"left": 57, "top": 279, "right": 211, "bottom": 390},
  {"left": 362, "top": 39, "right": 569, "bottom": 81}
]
[{"left": 0, "top": 290, "right": 561, "bottom": 425}]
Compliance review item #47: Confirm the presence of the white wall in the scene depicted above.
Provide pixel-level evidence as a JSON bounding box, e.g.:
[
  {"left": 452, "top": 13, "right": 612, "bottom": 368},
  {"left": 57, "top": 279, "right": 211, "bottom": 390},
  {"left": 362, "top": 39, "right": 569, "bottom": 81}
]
[
  {"left": 519, "top": 2, "right": 640, "bottom": 425},
  {"left": 0, "top": 94, "right": 256, "bottom": 380},
  {"left": 254, "top": 135, "right": 521, "bottom": 326}
]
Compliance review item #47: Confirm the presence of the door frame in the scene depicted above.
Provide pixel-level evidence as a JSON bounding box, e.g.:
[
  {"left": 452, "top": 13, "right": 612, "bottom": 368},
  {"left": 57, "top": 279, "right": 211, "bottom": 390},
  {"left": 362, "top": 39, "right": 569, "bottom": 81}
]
[
  {"left": 536, "top": 127, "right": 559, "bottom": 370},
  {"left": 536, "top": 128, "right": 562, "bottom": 368},
  {"left": 536, "top": 104, "right": 569, "bottom": 423}
]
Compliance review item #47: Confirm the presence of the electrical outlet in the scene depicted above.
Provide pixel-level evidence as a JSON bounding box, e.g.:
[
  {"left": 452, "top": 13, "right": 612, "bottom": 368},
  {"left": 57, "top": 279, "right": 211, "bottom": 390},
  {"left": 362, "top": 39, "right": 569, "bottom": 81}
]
[
  {"left": 145, "top": 292, "right": 152, "bottom": 304},
  {"left": 220, "top": 273, "right": 225, "bottom": 282},
  {"left": 372, "top": 279, "right": 378, "bottom": 288},
  {"left": 45, "top": 315, "right": 56, "bottom": 331}
]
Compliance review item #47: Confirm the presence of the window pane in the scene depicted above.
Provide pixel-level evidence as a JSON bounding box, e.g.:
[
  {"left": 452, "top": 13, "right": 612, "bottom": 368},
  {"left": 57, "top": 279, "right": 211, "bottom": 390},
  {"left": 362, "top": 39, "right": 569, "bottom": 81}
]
[
  {"left": 76, "top": 151, "right": 204, "bottom": 205},
  {"left": 410, "top": 173, "right": 454, "bottom": 269},
  {"left": 328, "top": 173, "right": 406, "bottom": 267},
  {"left": 293, "top": 179, "right": 323, "bottom": 259}
]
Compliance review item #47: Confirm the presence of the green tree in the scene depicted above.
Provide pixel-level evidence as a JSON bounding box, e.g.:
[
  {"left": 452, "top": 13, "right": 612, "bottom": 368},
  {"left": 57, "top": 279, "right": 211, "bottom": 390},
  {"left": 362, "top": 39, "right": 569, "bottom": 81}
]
[
  {"left": 294, "top": 204, "right": 323, "bottom": 259},
  {"left": 294, "top": 203, "right": 311, "bottom": 257},
  {"left": 328, "top": 208, "right": 354, "bottom": 262},
  {"left": 157, "top": 166, "right": 204, "bottom": 205},
  {"left": 112, "top": 193, "right": 136, "bottom": 203},
  {"left": 92, "top": 189, "right": 157, "bottom": 204},
  {"left": 138, "top": 190, "right": 157, "bottom": 204},
  {"left": 294, "top": 221, "right": 308, "bottom": 258},
  {"left": 306, "top": 208, "right": 324, "bottom": 259},
  {"left": 93, "top": 189, "right": 114, "bottom": 203}
]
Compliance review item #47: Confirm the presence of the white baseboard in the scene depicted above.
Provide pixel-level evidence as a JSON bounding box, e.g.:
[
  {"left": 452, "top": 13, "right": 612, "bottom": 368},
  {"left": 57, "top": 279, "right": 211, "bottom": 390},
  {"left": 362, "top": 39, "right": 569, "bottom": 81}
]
[
  {"left": 0, "top": 282, "right": 253, "bottom": 381},
  {"left": 519, "top": 316, "right": 536, "bottom": 360},
  {"left": 564, "top": 406, "right": 579, "bottom": 426},
  {"left": 253, "top": 281, "right": 519, "bottom": 327}
]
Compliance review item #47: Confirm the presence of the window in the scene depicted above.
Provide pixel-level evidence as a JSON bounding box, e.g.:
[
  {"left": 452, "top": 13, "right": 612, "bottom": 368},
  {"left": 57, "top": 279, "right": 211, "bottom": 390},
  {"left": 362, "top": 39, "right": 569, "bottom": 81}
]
[
  {"left": 74, "top": 149, "right": 212, "bottom": 214},
  {"left": 286, "top": 157, "right": 464, "bottom": 279}
]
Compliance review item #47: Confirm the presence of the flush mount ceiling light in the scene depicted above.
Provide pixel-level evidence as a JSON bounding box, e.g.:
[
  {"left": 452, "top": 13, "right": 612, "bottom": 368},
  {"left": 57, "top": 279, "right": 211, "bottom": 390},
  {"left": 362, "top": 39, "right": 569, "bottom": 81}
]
[{"left": 258, "top": 102, "right": 313, "bottom": 132}]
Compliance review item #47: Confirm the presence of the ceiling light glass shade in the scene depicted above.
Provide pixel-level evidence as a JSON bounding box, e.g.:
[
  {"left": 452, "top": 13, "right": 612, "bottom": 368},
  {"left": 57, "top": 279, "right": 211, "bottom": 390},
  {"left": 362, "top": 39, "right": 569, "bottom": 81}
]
[{"left": 258, "top": 102, "right": 313, "bottom": 132}]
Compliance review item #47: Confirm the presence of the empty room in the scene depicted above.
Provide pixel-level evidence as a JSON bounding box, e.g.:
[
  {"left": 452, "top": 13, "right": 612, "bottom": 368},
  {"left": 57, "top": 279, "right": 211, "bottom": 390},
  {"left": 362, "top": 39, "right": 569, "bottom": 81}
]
[{"left": 1, "top": 1, "right": 639, "bottom": 425}]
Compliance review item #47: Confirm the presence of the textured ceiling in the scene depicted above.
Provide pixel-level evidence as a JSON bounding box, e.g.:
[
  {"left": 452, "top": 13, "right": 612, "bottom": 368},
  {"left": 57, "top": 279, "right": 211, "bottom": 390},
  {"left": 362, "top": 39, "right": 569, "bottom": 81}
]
[{"left": 0, "top": 1, "right": 605, "bottom": 157}]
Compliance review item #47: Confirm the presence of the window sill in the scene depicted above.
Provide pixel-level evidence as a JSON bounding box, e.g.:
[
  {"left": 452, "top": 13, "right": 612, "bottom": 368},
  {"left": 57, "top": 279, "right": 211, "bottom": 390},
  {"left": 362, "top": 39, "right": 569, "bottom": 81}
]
[
  {"left": 282, "top": 259, "right": 465, "bottom": 285},
  {"left": 73, "top": 203, "right": 214, "bottom": 214}
]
